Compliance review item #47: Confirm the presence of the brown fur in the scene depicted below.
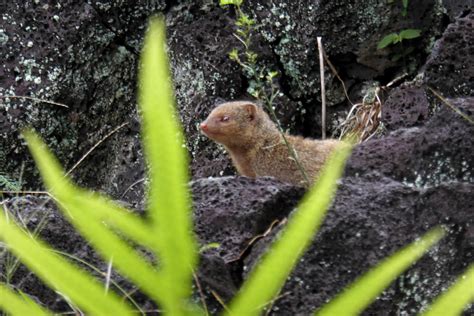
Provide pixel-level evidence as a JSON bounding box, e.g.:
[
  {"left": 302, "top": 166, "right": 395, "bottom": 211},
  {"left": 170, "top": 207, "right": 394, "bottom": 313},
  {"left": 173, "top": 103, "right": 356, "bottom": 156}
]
[{"left": 200, "top": 101, "right": 343, "bottom": 187}]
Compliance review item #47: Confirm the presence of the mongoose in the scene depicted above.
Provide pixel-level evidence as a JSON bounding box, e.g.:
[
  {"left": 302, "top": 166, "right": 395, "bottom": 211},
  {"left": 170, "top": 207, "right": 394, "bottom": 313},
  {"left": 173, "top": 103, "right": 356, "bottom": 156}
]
[{"left": 199, "top": 101, "right": 343, "bottom": 187}]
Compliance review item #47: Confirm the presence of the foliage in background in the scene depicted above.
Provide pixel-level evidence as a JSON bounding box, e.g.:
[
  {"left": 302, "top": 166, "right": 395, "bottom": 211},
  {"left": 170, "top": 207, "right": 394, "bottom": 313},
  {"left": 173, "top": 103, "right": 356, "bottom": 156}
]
[
  {"left": 220, "top": 0, "right": 311, "bottom": 185},
  {"left": 377, "top": 28, "right": 422, "bottom": 63},
  {"left": 0, "top": 14, "right": 473, "bottom": 316},
  {"left": 377, "top": 29, "right": 421, "bottom": 50},
  {"left": 379, "top": 0, "right": 421, "bottom": 66},
  {"left": 0, "top": 174, "right": 21, "bottom": 191}
]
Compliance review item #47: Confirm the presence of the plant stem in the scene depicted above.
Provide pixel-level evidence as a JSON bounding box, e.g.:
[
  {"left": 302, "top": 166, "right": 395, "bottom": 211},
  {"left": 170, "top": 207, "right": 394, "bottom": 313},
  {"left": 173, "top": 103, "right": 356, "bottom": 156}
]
[
  {"left": 262, "top": 92, "right": 311, "bottom": 187},
  {"left": 317, "top": 37, "right": 326, "bottom": 140}
]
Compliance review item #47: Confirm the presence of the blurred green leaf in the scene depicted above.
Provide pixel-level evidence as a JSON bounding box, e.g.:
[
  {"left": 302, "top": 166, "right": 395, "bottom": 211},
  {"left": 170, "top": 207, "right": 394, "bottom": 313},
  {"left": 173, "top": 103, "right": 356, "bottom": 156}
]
[
  {"left": 399, "top": 29, "right": 421, "bottom": 40},
  {"left": 139, "top": 16, "right": 198, "bottom": 314},
  {"left": 219, "top": 0, "right": 243, "bottom": 6},
  {"left": 422, "top": 265, "right": 474, "bottom": 316},
  {"left": 402, "top": 0, "right": 409, "bottom": 16},
  {"left": 316, "top": 227, "right": 445, "bottom": 316},
  {"left": 0, "top": 208, "right": 133, "bottom": 315},
  {"left": 24, "top": 131, "right": 166, "bottom": 305},
  {"left": 377, "top": 33, "right": 399, "bottom": 49},
  {"left": 0, "top": 283, "right": 51, "bottom": 316},
  {"left": 227, "top": 143, "right": 353, "bottom": 316}
]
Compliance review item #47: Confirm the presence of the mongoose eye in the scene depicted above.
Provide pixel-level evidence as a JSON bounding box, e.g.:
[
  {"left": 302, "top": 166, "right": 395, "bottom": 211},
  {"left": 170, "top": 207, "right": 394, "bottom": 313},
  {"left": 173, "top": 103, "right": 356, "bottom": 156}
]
[{"left": 220, "top": 116, "right": 230, "bottom": 122}]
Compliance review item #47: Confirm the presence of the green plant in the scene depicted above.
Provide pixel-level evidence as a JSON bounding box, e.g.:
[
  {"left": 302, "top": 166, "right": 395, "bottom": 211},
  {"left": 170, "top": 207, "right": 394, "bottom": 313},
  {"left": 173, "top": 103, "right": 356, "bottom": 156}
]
[
  {"left": 0, "top": 173, "right": 21, "bottom": 191},
  {"left": 377, "top": 28, "right": 421, "bottom": 70},
  {"left": 1, "top": 15, "right": 473, "bottom": 316},
  {"left": 219, "top": 0, "right": 278, "bottom": 105},
  {"left": 379, "top": 0, "right": 421, "bottom": 66},
  {"left": 220, "top": 0, "right": 310, "bottom": 185},
  {"left": 377, "top": 29, "right": 421, "bottom": 51},
  {"left": 387, "top": 0, "right": 410, "bottom": 16}
]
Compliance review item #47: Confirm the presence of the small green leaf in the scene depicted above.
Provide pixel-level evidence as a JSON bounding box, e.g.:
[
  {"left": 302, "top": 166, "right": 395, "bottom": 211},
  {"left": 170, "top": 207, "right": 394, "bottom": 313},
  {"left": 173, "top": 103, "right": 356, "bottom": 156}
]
[
  {"left": 219, "top": 0, "right": 243, "bottom": 6},
  {"left": 236, "top": 28, "right": 247, "bottom": 37},
  {"left": 399, "top": 29, "right": 421, "bottom": 40},
  {"left": 266, "top": 71, "right": 279, "bottom": 81},
  {"left": 422, "top": 265, "right": 474, "bottom": 316},
  {"left": 228, "top": 48, "right": 239, "bottom": 61},
  {"left": 139, "top": 16, "right": 198, "bottom": 314},
  {"left": 377, "top": 33, "right": 399, "bottom": 49},
  {"left": 199, "top": 243, "right": 221, "bottom": 253},
  {"left": 401, "top": 0, "right": 408, "bottom": 16}
]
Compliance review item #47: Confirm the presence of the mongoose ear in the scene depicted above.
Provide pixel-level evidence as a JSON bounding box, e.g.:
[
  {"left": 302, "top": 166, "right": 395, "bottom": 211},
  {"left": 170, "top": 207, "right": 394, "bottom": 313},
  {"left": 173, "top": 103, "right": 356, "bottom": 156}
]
[{"left": 245, "top": 103, "right": 257, "bottom": 121}]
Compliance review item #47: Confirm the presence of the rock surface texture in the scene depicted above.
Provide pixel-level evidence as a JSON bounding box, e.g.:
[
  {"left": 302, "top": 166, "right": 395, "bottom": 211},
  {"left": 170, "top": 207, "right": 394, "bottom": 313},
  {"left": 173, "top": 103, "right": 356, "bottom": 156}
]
[{"left": 1, "top": 0, "right": 473, "bottom": 315}]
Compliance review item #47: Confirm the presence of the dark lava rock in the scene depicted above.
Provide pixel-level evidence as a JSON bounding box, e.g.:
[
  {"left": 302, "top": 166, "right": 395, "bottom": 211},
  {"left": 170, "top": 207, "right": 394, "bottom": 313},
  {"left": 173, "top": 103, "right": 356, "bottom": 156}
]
[
  {"left": 0, "top": 1, "right": 160, "bottom": 196},
  {"left": 349, "top": 97, "right": 474, "bottom": 186},
  {"left": 382, "top": 85, "right": 430, "bottom": 130},
  {"left": 247, "top": 0, "right": 444, "bottom": 99},
  {"left": 442, "top": 0, "right": 473, "bottom": 21},
  {"left": 192, "top": 176, "right": 305, "bottom": 263},
  {"left": 244, "top": 176, "right": 473, "bottom": 315},
  {"left": 193, "top": 176, "right": 304, "bottom": 312},
  {"left": 424, "top": 12, "right": 474, "bottom": 97}
]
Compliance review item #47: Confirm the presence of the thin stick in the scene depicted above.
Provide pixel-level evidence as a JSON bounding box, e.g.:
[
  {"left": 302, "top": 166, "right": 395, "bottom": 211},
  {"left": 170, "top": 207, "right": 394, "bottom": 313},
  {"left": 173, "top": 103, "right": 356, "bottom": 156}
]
[
  {"left": 211, "top": 290, "right": 230, "bottom": 314},
  {"left": 0, "top": 190, "right": 50, "bottom": 195},
  {"left": 317, "top": 37, "right": 326, "bottom": 140},
  {"left": 65, "top": 122, "right": 129, "bottom": 176},
  {"left": 323, "top": 51, "right": 354, "bottom": 106},
  {"left": 427, "top": 87, "right": 474, "bottom": 125},
  {"left": 0, "top": 95, "right": 69, "bottom": 108},
  {"left": 120, "top": 178, "right": 146, "bottom": 198},
  {"left": 193, "top": 272, "right": 210, "bottom": 316}
]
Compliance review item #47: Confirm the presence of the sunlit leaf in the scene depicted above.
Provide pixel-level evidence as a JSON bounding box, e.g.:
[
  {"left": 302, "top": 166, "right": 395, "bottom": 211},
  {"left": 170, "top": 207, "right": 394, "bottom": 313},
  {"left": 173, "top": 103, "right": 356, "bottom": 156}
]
[
  {"left": 0, "top": 283, "right": 51, "bottom": 316},
  {"left": 399, "top": 29, "right": 421, "bottom": 40},
  {"left": 219, "top": 0, "right": 243, "bottom": 6},
  {"left": 139, "top": 16, "right": 198, "bottom": 313},
  {"left": 377, "top": 33, "right": 399, "bottom": 49},
  {"left": 24, "top": 131, "right": 166, "bottom": 305},
  {"left": 0, "top": 208, "right": 133, "bottom": 315}
]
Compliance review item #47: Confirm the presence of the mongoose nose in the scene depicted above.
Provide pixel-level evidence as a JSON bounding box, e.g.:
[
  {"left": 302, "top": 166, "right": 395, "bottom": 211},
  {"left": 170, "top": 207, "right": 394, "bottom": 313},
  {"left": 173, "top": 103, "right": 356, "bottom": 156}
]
[{"left": 200, "top": 122, "right": 208, "bottom": 131}]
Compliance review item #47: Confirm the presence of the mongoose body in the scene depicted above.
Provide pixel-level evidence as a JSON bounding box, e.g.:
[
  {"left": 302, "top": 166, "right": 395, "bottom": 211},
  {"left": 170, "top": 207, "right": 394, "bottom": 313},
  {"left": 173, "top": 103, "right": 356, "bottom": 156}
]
[{"left": 200, "top": 101, "right": 342, "bottom": 187}]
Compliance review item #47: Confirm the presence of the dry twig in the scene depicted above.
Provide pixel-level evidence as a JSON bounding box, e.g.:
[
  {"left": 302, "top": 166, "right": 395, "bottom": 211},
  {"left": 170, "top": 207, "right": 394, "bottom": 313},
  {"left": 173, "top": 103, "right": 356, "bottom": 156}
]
[{"left": 0, "top": 95, "right": 69, "bottom": 108}]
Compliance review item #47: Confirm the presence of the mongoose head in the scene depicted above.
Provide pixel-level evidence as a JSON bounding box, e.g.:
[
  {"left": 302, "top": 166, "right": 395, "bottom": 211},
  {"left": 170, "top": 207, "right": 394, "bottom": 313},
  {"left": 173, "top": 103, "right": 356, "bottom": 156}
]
[{"left": 200, "top": 101, "right": 267, "bottom": 149}]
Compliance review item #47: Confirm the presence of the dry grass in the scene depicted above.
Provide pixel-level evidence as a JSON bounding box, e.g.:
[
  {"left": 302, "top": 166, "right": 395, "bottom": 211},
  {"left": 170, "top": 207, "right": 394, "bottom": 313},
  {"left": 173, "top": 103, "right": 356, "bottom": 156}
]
[{"left": 337, "top": 86, "right": 383, "bottom": 143}]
